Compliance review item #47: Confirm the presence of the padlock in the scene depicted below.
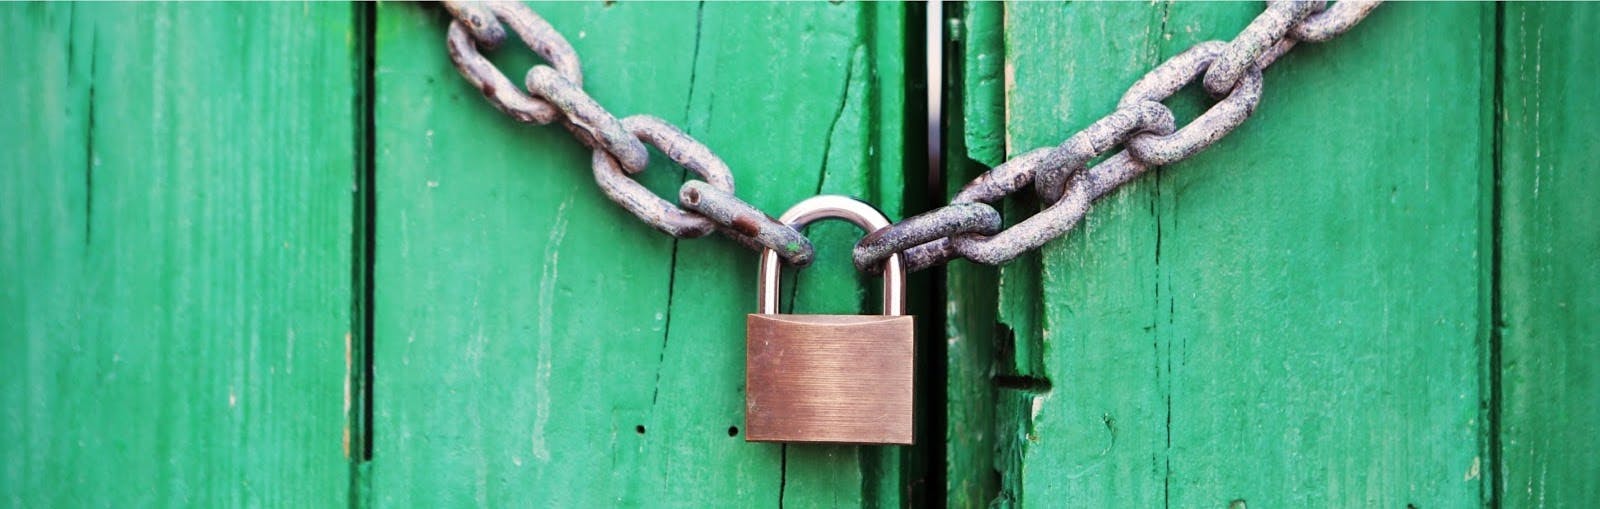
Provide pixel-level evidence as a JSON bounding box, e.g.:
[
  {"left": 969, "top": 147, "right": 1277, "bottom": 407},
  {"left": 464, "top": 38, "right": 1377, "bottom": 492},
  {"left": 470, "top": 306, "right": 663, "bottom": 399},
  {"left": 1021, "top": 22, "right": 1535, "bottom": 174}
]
[{"left": 745, "top": 195, "right": 915, "bottom": 445}]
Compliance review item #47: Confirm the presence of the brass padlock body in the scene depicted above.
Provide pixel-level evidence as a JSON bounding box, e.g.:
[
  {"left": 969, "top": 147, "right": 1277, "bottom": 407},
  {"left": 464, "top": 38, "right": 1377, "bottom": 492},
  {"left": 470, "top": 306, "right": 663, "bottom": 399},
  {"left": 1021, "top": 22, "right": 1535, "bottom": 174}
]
[
  {"left": 744, "top": 195, "right": 915, "bottom": 446},
  {"left": 745, "top": 313, "right": 915, "bottom": 445}
]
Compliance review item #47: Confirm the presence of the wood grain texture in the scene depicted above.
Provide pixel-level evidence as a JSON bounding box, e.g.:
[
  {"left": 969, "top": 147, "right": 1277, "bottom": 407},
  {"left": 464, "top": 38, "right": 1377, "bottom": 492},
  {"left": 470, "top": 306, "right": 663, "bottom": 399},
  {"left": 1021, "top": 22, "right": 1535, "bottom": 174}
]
[
  {"left": 370, "top": 3, "right": 909, "bottom": 506},
  {"left": 951, "top": 3, "right": 1495, "bottom": 507},
  {"left": 0, "top": 4, "right": 357, "bottom": 506},
  {"left": 1497, "top": 4, "right": 1600, "bottom": 507},
  {"left": 746, "top": 314, "right": 915, "bottom": 445},
  {"left": 8, "top": 3, "right": 1593, "bottom": 507},
  {"left": 944, "top": 4, "right": 1004, "bottom": 506}
]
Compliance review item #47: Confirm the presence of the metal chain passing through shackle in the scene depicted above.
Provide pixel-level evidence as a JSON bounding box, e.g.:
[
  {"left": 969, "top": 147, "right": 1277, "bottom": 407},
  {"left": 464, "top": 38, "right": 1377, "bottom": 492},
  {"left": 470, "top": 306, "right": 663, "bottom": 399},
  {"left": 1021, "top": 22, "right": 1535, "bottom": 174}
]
[
  {"left": 854, "top": 0, "right": 1383, "bottom": 273},
  {"left": 442, "top": 1, "right": 1381, "bottom": 274}
]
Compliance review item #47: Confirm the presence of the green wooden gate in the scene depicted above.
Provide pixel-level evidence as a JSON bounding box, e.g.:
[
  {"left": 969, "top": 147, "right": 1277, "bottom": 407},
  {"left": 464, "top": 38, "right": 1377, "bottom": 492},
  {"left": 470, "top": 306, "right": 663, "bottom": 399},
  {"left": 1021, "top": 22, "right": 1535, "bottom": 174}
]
[{"left": 2, "top": 3, "right": 1595, "bottom": 507}]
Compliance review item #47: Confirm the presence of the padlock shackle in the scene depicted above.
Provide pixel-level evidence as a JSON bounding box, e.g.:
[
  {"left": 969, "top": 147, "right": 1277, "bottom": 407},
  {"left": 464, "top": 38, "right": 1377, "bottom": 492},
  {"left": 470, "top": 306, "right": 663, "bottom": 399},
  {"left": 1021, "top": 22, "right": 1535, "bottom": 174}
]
[{"left": 758, "top": 195, "right": 906, "bottom": 316}]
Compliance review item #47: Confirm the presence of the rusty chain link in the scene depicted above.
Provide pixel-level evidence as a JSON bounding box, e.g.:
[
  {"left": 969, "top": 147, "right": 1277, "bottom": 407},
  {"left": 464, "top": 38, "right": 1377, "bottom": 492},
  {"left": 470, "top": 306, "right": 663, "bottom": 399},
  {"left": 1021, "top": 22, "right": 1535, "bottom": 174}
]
[
  {"left": 444, "top": 2, "right": 580, "bottom": 124},
  {"left": 442, "top": 0, "right": 814, "bottom": 265},
  {"left": 593, "top": 116, "right": 734, "bottom": 238},
  {"left": 855, "top": 0, "right": 1382, "bottom": 273},
  {"left": 442, "top": 1, "right": 1380, "bottom": 274}
]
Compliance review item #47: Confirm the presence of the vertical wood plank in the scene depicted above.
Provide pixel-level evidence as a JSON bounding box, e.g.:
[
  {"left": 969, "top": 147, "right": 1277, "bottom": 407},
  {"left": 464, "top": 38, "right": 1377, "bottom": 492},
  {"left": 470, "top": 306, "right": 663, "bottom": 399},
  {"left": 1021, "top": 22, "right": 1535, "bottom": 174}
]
[
  {"left": 0, "top": 6, "right": 89, "bottom": 501},
  {"left": 370, "top": 3, "right": 908, "bottom": 505},
  {"left": 0, "top": 4, "right": 358, "bottom": 506},
  {"left": 1153, "top": 5, "right": 1490, "bottom": 507},
  {"left": 1498, "top": 5, "right": 1600, "bottom": 507},
  {"left": 959, "top": 3, "right": 1494, "bottom": 507},
  {"left": 945, "top": 4, "right": 1003, "bottom": 506},
  {"left": 999, "top": 5, "right": 1175, "bottom": 506}
]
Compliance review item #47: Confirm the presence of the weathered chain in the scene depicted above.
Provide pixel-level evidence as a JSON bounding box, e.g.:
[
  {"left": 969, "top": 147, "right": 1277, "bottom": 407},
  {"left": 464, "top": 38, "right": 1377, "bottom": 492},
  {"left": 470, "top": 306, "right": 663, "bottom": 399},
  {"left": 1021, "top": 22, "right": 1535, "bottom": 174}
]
[
  {"left": 854, "top": 0, "right": 1383, "bottom": 273},
  {"left": 442, "top": 0, "right": 815, "bottom": 266},
  {"left": 442, "top": 1, "right": 1380, "bottom": 274}
]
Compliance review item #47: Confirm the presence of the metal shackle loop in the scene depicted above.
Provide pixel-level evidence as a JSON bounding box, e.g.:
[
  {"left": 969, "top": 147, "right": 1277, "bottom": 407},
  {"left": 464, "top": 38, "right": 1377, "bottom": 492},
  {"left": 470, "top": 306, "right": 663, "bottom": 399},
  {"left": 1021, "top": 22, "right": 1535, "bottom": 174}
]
[{"left": 758, "top": 195, "right": 906, "bottom": 316}]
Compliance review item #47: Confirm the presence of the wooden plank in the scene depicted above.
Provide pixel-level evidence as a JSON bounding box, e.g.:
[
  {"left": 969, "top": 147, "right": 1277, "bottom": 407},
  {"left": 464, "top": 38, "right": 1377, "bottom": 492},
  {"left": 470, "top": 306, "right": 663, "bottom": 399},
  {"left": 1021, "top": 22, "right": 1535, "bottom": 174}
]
[
  {"left": 1497, "top": 5, "right": 1600, "bottom": 507},
  {"left": 1151, "top": 5, "right": 1491, "bottom": 506},
  {"left": 944, "top": 4, "right": 1003, "bottom": 507},
  {"left": 370, "top": 3, "right": 908, "bottom": 505},
  {"left": 996, "top": 6, "right": 1173, "bottom": 506},
  {"left": 955, "top": 3, "right": 1494, "bottom": 506},
  {"left": 0, "top": 4, "right": 357, "bottom": 505}
]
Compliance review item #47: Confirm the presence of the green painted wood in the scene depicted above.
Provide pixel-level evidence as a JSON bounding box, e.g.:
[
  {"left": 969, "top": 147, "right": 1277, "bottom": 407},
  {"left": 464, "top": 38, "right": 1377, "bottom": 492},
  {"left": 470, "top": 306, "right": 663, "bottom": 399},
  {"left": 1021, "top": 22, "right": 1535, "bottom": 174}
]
[
  {"left": 1497, "top": 5, "right": 1600, "bottom": 507},
  {"left": 0, "top": 3, "right": 358, "bottom": 506},
  {"left": 944, "top": 3, "right": 1004, "bottom": 507},
  {"left": 8, "top": 4, "right": 1596, "bottom": 507},
  {"left": 951, "top": 3, "right": 1495, "bottom": 507},
  {"left": 370, "top": 3, "right": 909, "bottom": 505}
]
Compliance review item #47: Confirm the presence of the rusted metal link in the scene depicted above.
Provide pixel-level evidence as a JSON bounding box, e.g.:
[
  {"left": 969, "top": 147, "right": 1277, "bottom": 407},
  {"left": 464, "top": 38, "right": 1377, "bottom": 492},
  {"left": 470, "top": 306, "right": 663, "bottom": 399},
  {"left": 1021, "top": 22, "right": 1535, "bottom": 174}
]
[
  {"left": 882, "top": 112, "right": 1162, "bottom": 270},
  {"left": 442, "top": 2, "right": 505, "bottom": 49},
  {"left": 447, "top": 24, "right": 560, "bottom": 124},
  {"left": 1124, "top": 67, "right": 1261, "bottom": 166},
  {"left": 1120, "top": 42, "right": 1265, "bottom": 167},
  {"left": 1116, "top": 40, "right": 1220, "bottom": 124},
  {"left": 438, "top": 0, "right": 1384, "bottom": 273},
  {"left": 525, "top": 65, "right": 651, "bottom": 173},
  {"left": 951, "top": 147, "right": 1059, "bottom": 204},
  {"left": 483, "top": 1, "right": 582, "bottom": 73},
  {"left": 899, "top": 238, "right": 958, "bottom": 274},
  {"left": 1202, "top": 0, "right": 1320, "bottom": 97},
  {"left": 593, "top": 115, "right": 736, "bottom": 238},
  {"left": 858, "top": 147, "right": 1064, "bottom": 273},
  {"left": 844, "top": 1, "right": 1378, "bottom": 272},
  {"left": 1255, "top": 38, "right": 1300, "bottom": 70},
  {"left": 679, "top": 180, "right": 816, "bottom": 267},
  {"left": 952, "top": 151, "right": 1151, "bottom": 265},
  {"left": 1034, "top": 101, "right": 1176, "bottom": 203},
  {"left": 853, "top": 202, "right": 1001, "bottom": 274},
  {"left": 1290, "top": 1, "right": 1383, "bottom": 43},
  {"left": 444, "top": 1, "right": 582, "bottom": 125}
]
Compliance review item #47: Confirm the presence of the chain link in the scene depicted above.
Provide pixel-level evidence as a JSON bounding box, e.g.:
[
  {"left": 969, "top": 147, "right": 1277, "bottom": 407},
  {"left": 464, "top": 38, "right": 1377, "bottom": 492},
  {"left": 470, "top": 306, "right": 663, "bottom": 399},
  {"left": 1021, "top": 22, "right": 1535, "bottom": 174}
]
[
  {"left": 522, "top": 65, "right": 651, "bottom": 173},
  {"left": 1291, "top": 1, "right": 1384, "bottom": 42},
  {"left": 441, "top": 2, "right": 506, "bottom": 51},
  {"left": 1122, "top": 42, "right": 1264, "bottom": 167},
  {"left": 593, "top": 116, "right": 734, "bottom": 238},
  {"left": 445, "top": 2, "right": 581, "bottom": 124},
  {"left": 679, "top": 181, "right": 816, "bottom": 266},
  {"left": 855, "top": 202, "right": 1002, "bottom": 270},
  {"left": 442, "top": 1, "right": 1381, "bottom": 274},
  {"left": 1202, "top": 0, "right": 1320, "bottom": 97},
  {"left": 441, "top": 0, "right": 817, "bottom": 266},
  {"left": 854, "top": 0, "right": 1382, "bottom": 273}
]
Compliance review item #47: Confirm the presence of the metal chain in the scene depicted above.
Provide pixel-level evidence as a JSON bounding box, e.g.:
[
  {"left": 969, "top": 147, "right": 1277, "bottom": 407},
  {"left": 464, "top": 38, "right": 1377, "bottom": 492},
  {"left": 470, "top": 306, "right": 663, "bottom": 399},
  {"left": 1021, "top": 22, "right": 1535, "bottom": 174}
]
[
  {"left": 441, "top": 1, "right": 1381, "bottom": 274},
  {"left": 441, "top": 0, "right": 816, "bottom": 265},
  {"left": 854, "top": 0, "right": 1382, "bottom": 273}
]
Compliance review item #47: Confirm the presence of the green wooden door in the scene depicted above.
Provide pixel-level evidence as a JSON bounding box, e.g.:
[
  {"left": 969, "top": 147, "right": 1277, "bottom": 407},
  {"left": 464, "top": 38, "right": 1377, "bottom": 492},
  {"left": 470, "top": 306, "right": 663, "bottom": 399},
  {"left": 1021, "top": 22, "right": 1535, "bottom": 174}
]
[
  {"left": 944, "top": 3, "right": 1599, "bottom": 508},
  {"left": 3, "top": 2, "right": 1596, "bottom": 508},
  {"left": 2, "top": 4, "right": 358, "bottom": 506},
  {"left": 367, "top": 3, "right": 915, "bottom": 506}
]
